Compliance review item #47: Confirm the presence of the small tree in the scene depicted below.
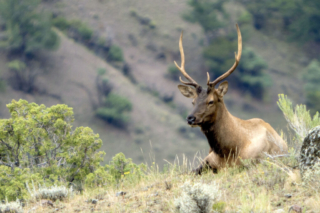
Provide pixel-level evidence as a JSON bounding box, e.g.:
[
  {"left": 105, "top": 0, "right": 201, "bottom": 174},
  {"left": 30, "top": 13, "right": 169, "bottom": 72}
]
[
  {"left": 183, "top": 0, "right": 226, "bottom": 37},
  {"left": 236, "top": 48, "right": 271, "bottom": 99},
  {"left": 95, "top": 68, "right": 132, "bottom": 128},
  {"left": 7, "top": 60, "right": 38, "bottom": 93},
  {"left": 0, "top": 99, "right": 105, "bottom": 200},
  {"left": 0, "top": 0, "right": 59, "bottom": 56},
  {"left": 184, "top": 0, "right": 271, "bottom": 99},
  {"left": 96, "top": 93, "right": 133, "bottom": 128}
]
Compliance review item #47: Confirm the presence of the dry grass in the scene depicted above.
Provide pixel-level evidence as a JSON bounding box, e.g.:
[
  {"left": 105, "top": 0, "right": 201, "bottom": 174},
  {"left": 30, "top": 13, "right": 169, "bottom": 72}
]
[{"left": 22, "top": 151, "right": 320, "bottom": 213}]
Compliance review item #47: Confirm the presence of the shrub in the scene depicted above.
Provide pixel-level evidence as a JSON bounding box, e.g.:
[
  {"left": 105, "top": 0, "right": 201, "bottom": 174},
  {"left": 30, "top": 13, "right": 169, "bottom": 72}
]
[
  {"left": 105, "top": 153, "right": 146, "bottom": 183},
  {"left": 85, "top": 153, "right": 146, "bottom": 188},
  {"left": 167, "top": 64, "right": 180, "bottom": 81},
  {"left": 302, "top": 161, "right": 320, "bottom": 192},
  {"left": 174, "top": 180, "right": 221, "bottom": 213},
  {"left": 68, "top": 20, "right": 93, "bottom": 42},
  {"left": 52, "top": 17, "right": 71, "bottom": 31},
  {"left": 96, "top": 93, "right": 132, "bottom": 127},
  {"left": 242, "top": 0, "right": 320, "bottom": 43},
  {"left": 0, "top": 0, "right": 59, "bottom": 56},
  {"left": 0, "top": 199, "right": 22, "bottom": 213},
  {"left": 0, "top": 166, "right": 43, "bottom": 201},
  {"left": 104, "top": 93, "right": 132, "bottom": 111},
  {"left": 108, "top": 45, "right": 124, "bottom": 62},
  {"left": 96, "top": 107, "right": 130, "bottom": 127},
  {"left": 182, "top": 0, "right": 226, "bottom": 34},
  {"left": 237, "top": 48, "right": 272, "bottom": 99},
  {"left": 0, "top": 99, "right": 105, "bottom": 201},
  {"left": 7, "top": 60, "right": 38, "bottom": 93},
  {"left": 27, "top": 184, "right": 73, "bottom": 201},
  {"left": 277, "top": 94, "right": 320, "bottom": 142}
]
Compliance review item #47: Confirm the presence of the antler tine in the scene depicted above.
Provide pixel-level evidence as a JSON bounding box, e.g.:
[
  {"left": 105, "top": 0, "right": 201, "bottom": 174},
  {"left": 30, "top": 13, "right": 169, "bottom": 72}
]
[
  {"left": 174, "top": 32, "right": 199, "bottom": 88},
  {"left": 208, "top": 24, "right": 242, "bottom": 87}
]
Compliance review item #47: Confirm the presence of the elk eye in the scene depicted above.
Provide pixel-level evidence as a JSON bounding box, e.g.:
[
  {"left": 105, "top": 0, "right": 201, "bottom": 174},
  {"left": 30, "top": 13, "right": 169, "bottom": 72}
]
[{"left": 208, "top": 100, "right": 214, "bottom": 105}]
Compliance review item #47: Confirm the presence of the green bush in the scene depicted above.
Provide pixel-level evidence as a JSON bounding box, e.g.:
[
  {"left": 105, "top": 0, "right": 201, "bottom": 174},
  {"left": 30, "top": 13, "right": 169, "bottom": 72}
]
[
  {"left": 0, "top": 99, "right": 105, "bottom": 201},
  {"left": 303, "top": 60, "right": 320, "bottom": 114},
  {"left": 203, "top": 37, "right": 237, "bottom": 78},
  {"left": 204, "top": 43, "right": 271, "bottom": 99},
  {"left": 242, "top": 0, "right": 320, "bottom": 43},
  {"left": 182, "top": 0, "right": 226, "bottom": 33},
  {"left": 68, "top": 20, "right": 93, "bottom": 41},
  {"left": 85, "top": 153, "right": 146, "bottom": 187},
  {"left": 237, "top": 48, "right": 271, "bottom": 99},
  {"left": 0, "top": 0, "right": 59, "bottom": 56},
  {"left": 277, "top": 94, "right": 320, "bottom": 142},
  {"left": 108, "top": 45, "right": 124, "bottom": 62},
  {"left": 104, "top": 93, "right": 132, "bottom": 111},
  {"left": 105, "top": 153, "right": 146, "bottom": 183},
  {"left": 96, "top": 93, "right": 132, "bottom": 127},
  {"left": 167, "top": 64, "right": 180, "bottom": 81},
  {"left": 7, "top": 60, "right": 37, "bottom": 93},
  {"left": 52, "top": 17, "right": 71, "bottom": 31}
]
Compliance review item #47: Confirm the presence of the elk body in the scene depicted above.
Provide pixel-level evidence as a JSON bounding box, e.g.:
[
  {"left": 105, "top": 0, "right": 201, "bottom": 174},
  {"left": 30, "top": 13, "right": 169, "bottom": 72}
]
[{"left": 175, "top": 25, "right": 288, "bottom": 174}]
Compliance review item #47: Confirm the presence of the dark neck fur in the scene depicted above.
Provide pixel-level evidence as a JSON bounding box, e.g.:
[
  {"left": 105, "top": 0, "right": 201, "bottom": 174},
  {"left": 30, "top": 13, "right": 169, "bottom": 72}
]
[{"left": 200, "top": 103, "right": 237, "bottom": 158}]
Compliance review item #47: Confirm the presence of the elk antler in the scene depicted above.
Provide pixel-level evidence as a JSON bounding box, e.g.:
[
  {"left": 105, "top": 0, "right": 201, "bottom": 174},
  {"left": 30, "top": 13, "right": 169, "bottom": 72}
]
[
  {"left": 174, "top": 32, "right": 199, "bottom": 88},
  {"left": 207, "top": 24, "right": 242, "bottom": 87}
]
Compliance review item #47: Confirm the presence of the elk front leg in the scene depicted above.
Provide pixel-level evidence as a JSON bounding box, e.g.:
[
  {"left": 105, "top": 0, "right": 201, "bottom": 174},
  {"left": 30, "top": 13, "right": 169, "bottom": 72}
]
[{"left": 193, "top": 151, "right": 221, "bottom": 175}]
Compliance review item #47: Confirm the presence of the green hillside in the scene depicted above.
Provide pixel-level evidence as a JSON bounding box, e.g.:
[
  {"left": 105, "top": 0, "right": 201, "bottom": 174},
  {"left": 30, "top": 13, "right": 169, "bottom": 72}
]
[{"left": 0, "top": 0, "right": 318, "bottom": 166}]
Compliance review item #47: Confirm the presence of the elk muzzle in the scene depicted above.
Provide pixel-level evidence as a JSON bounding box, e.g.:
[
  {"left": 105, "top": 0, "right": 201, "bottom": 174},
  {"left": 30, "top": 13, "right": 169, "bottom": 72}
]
[{"left": 187, "top": 115, "right": 196, "bottom": 125}]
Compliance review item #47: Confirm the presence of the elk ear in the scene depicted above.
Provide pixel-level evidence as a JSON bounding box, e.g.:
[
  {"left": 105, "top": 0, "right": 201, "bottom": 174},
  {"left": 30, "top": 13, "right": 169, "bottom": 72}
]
[
  {"left": 217, "top": 81, "right": 228, "bottom": 97},
  {"left": 178, "top": 85, "right": 196, "bottom": 98}
]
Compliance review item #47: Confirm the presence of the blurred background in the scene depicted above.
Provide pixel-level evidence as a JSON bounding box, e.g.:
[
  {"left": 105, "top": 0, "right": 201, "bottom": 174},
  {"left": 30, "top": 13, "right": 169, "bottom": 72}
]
[{"left": 0, "top": 0, "right": 319, "bottom": 166}]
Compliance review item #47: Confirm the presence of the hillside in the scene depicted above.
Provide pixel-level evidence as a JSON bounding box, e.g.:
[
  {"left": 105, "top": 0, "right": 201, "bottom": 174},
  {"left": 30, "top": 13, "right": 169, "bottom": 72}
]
[
  {"left": 0, "top": 0, "right": 313, "bottom": 166},
  {"left": 44, "top": 0, "right": 307, "bottom": 123}
]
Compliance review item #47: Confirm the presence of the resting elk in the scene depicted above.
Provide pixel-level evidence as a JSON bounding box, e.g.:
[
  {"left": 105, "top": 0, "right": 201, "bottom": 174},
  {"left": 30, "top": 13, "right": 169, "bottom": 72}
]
[{"left": 174, "top": 24, "right": 288, "bottom": 174}]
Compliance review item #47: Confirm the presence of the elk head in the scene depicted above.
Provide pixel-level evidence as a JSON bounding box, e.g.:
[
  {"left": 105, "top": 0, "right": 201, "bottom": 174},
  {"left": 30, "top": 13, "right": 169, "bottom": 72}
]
[{"left": 175, "top": 25, "right": 242, "bottom": 126}]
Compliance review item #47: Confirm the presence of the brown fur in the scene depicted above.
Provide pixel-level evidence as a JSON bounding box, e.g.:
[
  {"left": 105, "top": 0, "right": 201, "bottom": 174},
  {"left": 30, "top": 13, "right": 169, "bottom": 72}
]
[{"left": 178, "top": 82, "right": 288, "bottom": 174}]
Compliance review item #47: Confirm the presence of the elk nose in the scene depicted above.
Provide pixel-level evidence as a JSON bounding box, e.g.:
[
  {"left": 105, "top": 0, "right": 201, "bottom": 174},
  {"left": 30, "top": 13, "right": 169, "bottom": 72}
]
[{"left": 187, "top": 115, "right": 196, "bottom": 125}]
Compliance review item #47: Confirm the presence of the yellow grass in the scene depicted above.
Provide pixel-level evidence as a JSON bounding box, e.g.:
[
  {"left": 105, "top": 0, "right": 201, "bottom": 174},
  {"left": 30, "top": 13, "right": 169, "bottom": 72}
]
[{"left": 21, "top": 151, "right": 320, "bottom": 213}]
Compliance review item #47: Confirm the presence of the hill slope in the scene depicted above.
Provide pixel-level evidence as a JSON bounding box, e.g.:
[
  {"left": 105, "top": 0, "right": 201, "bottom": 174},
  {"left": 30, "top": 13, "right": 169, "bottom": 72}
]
[
  {"left": 0, "top": 1, "right": 313, "bottom": 165},
  {"left": 0, "top": 32, "right": 208, "bottom": 165}
]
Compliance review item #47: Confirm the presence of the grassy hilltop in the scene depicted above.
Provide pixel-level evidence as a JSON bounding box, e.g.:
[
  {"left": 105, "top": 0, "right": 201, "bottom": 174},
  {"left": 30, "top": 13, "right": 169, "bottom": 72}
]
[{"left": 1, "top": 0, "right": 320, "bottom": 212}]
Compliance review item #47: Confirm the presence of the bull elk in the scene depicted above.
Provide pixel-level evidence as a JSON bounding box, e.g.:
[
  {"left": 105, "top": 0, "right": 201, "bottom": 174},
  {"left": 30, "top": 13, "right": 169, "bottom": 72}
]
[{"left": 175, "top": 24, "right": 288, "bottom": 174}]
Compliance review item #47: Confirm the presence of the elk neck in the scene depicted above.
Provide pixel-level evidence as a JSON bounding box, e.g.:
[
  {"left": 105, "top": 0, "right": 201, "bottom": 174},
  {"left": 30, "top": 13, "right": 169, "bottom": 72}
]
[{"left": 200, "top": 101, "right": 243, "bottom": 158}]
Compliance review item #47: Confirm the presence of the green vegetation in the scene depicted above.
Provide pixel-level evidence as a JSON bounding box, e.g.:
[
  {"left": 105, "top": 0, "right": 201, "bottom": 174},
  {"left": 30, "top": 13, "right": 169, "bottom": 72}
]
[
  {"left": 184, "top": 0, "right": 271, "bottom": 99},
  {"left": 7, "top": 60, "right": 37, "bottom": 93},
  {"left": 1, "top": 97, "right": 320, "bottom": 212},
  {"left": 242, "top": 0, "right": 320, "bottom": 43},
  {"left": 104, "top": 153, "right": 146, "bottom": 183},
  {"left": 52, "top": 17, "right": 93, "bottom": 42},
  {"left": 130, "top": 10, "right": 157, "bottom": 29},
  {"left": 96, "top": 93, "right": 133, "bottom": 127},
  {"left": 0, "top": 0, "right": 59, "bottom": 56},
  {"left": 0, "top": 100, "right": 104, "bottom": 201},
  {"left": 95, "top": 68, "right": 132, "bottom": 127},
  {"left": 167, "top": 64, "right": 180, "bottom": 81},
  {"left": 85, "top": 152, "right": 146, "bottom": 187},
  {"left": 0, "top": 0, "right": 59, "bottom": 93},
  {"left": 182, "top": 0, "right": 226, "bottom": 34},
  {"left": 53, "top": 16, "right": 124, "bottom": 64},
  {"left": 237, "top": 48, "right": 272, "bottom": 99},
  {"left": 277, "top": 94, "right": 320, "bottom": 142},
  {"left": 107, "top": 45, "right": 124, "bottom": 62},
  {"left": 303, "top": 60, "right": 320, "bottom": 114}
]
